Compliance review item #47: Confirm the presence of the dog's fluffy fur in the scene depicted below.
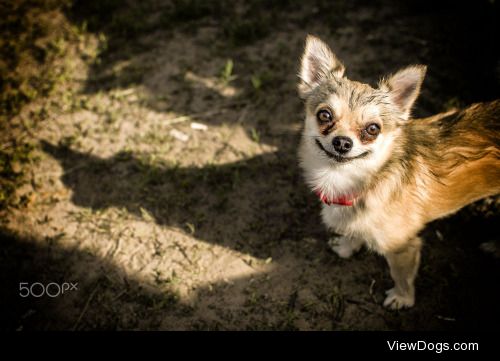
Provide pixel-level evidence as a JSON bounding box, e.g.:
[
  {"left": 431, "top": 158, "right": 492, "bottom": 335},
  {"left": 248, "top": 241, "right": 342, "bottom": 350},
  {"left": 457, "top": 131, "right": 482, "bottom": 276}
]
[{"left": 297, "top": 35, "right": 500, "bottom": 309}]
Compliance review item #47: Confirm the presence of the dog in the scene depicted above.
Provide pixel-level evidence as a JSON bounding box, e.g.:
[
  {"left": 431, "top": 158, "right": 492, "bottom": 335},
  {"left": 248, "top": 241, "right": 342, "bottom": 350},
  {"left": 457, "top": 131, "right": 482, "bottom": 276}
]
[{"left": 297, "top": 35, "right": 500, "bottom": 309}]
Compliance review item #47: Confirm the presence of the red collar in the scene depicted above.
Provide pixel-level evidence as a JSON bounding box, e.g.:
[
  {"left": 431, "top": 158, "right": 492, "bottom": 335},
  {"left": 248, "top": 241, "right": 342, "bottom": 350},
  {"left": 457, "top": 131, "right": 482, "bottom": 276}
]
[{"left": 315, "top": 190, "right": 356, "bottom": 206}]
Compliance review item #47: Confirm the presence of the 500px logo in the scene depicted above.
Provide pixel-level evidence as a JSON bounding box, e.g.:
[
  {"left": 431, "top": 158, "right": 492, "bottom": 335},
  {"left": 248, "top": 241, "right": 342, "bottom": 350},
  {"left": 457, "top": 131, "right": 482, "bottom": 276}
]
[{"left": 19, "top": 282, "right": 78, "bottom": 298}]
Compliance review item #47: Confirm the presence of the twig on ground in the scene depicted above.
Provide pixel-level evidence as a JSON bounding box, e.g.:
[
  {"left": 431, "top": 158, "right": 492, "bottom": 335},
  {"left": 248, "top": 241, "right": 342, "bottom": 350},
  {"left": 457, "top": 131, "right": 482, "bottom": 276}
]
[{"left": 72, "top": 283, "right": 100, "bottom": 331}]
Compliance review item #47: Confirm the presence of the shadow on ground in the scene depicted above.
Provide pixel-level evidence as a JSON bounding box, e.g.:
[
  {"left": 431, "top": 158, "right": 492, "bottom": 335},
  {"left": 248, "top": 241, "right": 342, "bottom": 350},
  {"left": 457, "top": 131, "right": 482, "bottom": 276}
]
[
  {"left": 40, "top": 141, "right": 323, "bottom": 257},
  {"left": 69, "top": 0, "right": 499, "bottom": 119},
  {"left": 2, "top": 205, "right": 500, "bottom": 330}
]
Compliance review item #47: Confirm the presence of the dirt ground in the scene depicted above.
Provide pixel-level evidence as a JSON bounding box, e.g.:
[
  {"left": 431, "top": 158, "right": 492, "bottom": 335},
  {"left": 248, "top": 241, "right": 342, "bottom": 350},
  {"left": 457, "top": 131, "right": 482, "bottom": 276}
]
[{"left": 1, "top": 0, "right": 499, "bottom": 330}]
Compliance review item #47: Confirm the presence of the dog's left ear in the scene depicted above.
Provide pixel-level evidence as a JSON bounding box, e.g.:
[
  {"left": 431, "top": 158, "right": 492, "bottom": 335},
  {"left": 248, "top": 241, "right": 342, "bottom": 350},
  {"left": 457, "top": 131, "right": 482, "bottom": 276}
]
[
  {"left": 380, "top": 65, "right": 426, "bottom": 119},
  {"left": 298, "top": 35, "right": 345, "bottom": 98}
]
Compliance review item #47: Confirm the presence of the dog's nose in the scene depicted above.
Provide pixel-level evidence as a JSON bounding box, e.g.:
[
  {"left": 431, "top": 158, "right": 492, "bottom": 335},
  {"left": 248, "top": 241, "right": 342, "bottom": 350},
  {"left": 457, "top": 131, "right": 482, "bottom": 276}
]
[{"left": 332, "top": 136, "right": 353, "bottom": 154}]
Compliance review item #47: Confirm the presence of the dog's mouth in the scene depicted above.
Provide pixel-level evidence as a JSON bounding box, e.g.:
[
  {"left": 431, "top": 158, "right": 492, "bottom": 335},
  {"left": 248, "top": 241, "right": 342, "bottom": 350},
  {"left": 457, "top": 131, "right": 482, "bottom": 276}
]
[{"left": 315, "top": 139, "right": 369, "bottom": 163}]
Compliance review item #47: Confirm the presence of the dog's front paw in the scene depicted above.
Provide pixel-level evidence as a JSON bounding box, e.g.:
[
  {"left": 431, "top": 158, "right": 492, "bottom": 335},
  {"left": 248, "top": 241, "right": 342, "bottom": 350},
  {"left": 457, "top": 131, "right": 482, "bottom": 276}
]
[
  {"left": 328, "top": 236, "right": 355, "bottom": 259},
  {"left": 383, "top": 288, "right": 414, "bottom": 310}
]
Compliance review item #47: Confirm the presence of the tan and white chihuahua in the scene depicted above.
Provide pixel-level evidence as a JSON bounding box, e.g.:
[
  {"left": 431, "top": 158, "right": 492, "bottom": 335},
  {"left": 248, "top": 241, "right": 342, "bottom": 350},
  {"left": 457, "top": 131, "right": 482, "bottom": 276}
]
[{"left": 298, "top": 35, "right": 500, "bottom": 309}]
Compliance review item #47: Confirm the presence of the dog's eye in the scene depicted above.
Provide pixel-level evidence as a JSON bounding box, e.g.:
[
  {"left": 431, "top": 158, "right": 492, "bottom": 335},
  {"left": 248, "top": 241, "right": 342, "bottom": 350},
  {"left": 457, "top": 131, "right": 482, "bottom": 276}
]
[
  {"left": 316, "top": 109, "right": 333, "bottom": 123},
  {"left": 365, "top": 123, "right": 380, "bottom": 136}
]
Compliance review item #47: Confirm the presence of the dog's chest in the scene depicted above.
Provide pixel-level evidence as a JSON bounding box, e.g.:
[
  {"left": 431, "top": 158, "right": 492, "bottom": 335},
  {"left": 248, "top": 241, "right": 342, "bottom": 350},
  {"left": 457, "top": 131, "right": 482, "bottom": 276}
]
[{"left": 321, "top": 204, "right": 386, "bottom": 250}]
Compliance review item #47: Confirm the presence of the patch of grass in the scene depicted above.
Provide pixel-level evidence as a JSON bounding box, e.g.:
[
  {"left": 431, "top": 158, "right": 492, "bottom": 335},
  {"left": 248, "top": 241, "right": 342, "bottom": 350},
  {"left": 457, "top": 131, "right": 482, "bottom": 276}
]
[
  {"left": 219, "top": 59, "right": 237, "bottom": 85},
  {"left": 315, "top": 284, "right": 345, "bottom": 329},
  {"left": 0, "top": 0, "right": 79, "bottom": 118},
  {"left": 0, "top": 0, "right": 93, "bottom": 214},
  {"left": 250, "top": 74, "right": 262, "bottom": 92},
  {"left": 0, "top": 142, "right": 35, "bottom": 212},
  {"left": 250, "top": 127, "right": 260, "bottom": 143}
]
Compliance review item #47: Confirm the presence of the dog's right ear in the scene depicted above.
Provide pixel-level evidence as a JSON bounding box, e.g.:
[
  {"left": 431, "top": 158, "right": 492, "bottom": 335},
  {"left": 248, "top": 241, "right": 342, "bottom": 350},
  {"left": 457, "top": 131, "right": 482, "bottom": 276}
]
[{"left": 298, "top": 35, "right": 344, "bottom": 98}]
